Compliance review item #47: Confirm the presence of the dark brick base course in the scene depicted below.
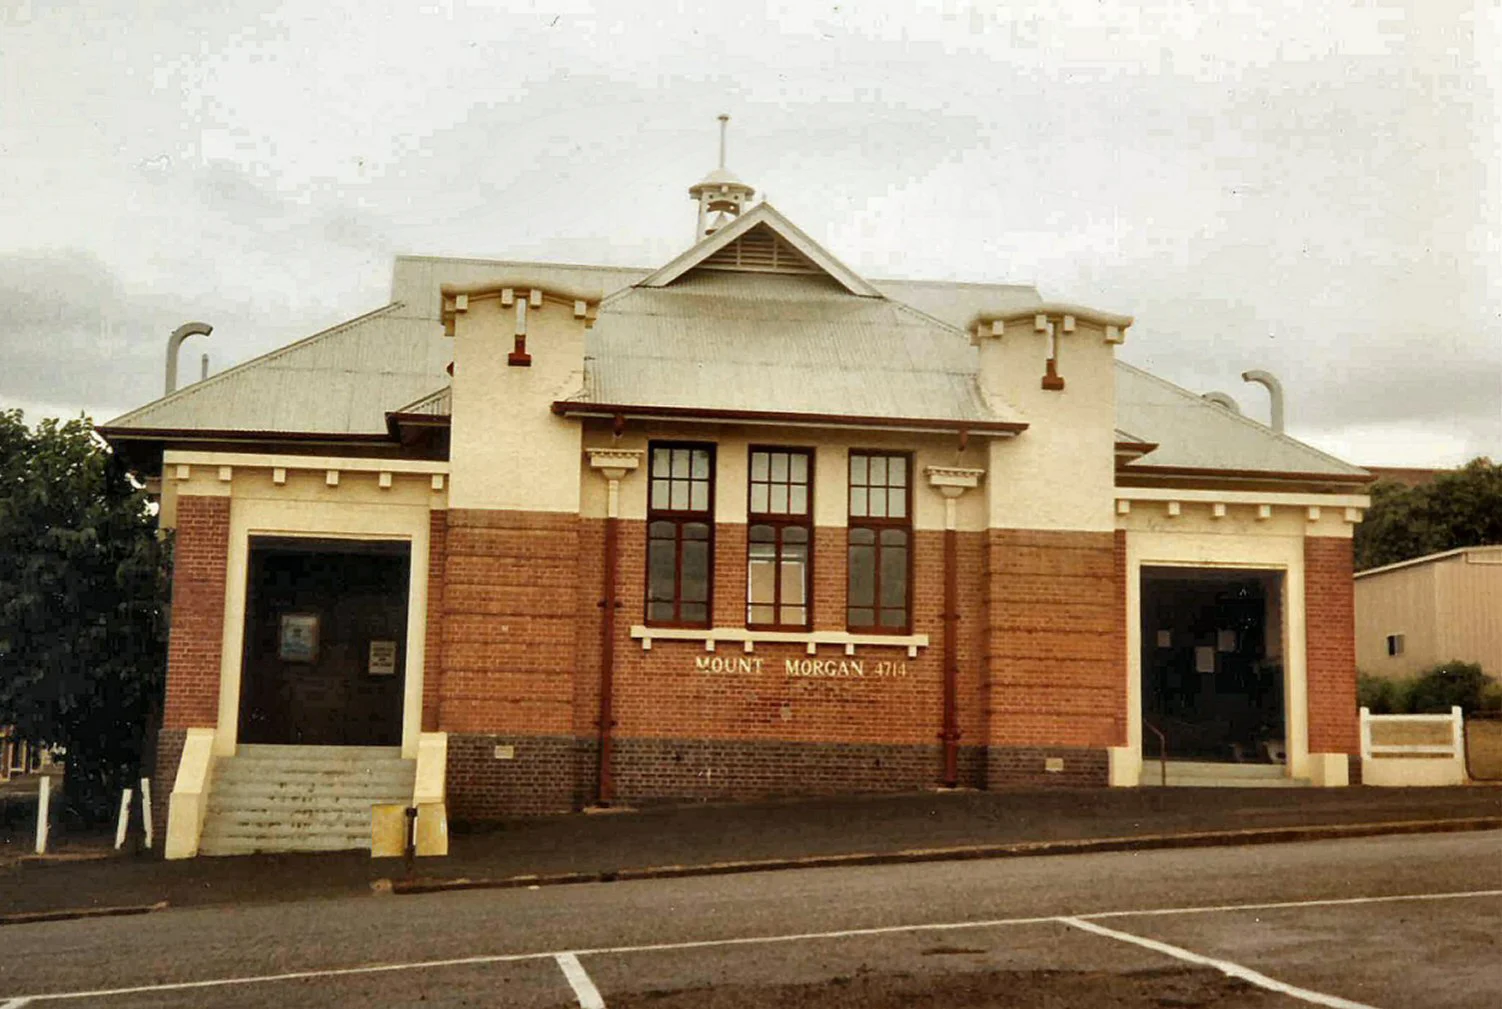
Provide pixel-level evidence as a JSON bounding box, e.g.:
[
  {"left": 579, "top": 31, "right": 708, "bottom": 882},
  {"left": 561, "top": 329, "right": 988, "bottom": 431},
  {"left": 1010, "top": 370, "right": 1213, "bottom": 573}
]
[
  {"left": 610, "top": 737, "right": 987, "bottom": 804},
  {"left": 446, "top": 732, "right": 988, "bottom": 822},
  {"left": 1349, "top": 753, "right": 1363, "bottom": 787},
  {"left": 150, "top": 728, "right": 186, "bottom": 850},
  {"left": 986, "top": 746, "right": 1109, "bottom": 788},
  {"left": 446, "top": 733, "right": 584, "bottom": 820}
]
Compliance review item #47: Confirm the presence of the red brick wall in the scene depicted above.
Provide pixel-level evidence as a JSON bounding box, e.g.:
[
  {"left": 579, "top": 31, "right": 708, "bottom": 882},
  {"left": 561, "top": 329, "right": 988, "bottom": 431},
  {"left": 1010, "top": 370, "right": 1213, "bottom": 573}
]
[
  {"left": 984, "top": 529, "right": 1126, "bottom": 750},
  {"left": 438, "top": 509, "right": 579, "bottom": 734},
  {"left": 162, "top": 495, "right": 230, "bottom": 729},
  {"left": 1305, "top": 535, "right": 1358, "bottom": 754},
  {"left": 422, "top": 510, "right": 448, "bottom": 732},
  {"left": 583, "top": 521, "right": 985, "bottom": 753}
]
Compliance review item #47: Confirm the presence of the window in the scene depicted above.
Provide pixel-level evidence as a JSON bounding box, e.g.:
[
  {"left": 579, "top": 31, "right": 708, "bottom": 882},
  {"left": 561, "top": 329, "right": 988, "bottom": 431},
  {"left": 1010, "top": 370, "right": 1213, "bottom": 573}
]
[
  {"left": 646, "top": 443, "right": 715, "bottom": 626},
  {"left": 847, "top": 451, "right": 911, "bottom": 632},
  {"left": 1386, "top": 633, "right": 1404, "bottom": 657},
  {"left": 747, "top": 448, "right": 813, "bottom": 629}
]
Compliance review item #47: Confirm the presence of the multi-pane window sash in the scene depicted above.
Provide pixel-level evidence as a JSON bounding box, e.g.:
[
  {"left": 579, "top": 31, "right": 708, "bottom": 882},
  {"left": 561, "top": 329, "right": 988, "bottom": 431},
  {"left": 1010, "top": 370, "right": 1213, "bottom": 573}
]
[
  {"left": 746, "top": 448, "right": 813, "bottom": 629},
  {"left": 646, "top": 443, "right": 715, "bottom": 627},
  {"left": 847, "top": 451, "right": 911, "bottom": 632}
]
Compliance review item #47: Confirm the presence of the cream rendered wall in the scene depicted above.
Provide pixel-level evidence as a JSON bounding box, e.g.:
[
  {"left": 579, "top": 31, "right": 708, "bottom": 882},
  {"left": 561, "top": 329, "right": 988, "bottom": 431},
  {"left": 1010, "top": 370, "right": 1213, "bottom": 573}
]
[
  {"left": 979, "top": 320, "right": 1117, "bottom": 532},
  {"left": 448, "top": 295, "right": 587, "bottom": 513},
  {"left": 577, "top": 422, "right": 992, "bottom": 531},
  {"left": 1354, "top": 564, "right": 1441, "bottom": 678},
  {"left": 1111, "top": 502, "right": 1352, "bottom": 784},
  {"left": 167, "top": 461, "right": 444, "bottom": 760}
]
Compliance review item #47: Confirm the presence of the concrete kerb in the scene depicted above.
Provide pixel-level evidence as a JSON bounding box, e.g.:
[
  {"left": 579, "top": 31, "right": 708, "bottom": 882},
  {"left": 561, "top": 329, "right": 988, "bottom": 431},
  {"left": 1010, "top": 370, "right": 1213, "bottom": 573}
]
[
  {"left": 0, "top": 901, "right": 169, "bottom": 928},
  {"left": 383, "top": 816, "right": 1502, "bottom": 896}
]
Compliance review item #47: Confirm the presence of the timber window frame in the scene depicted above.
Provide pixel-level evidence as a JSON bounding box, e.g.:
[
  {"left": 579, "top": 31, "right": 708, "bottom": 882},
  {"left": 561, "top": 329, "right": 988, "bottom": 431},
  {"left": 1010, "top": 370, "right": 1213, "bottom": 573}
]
[
  {"left": 645, "top": 442, "right": 716, "bottom": 628},
  {"left": 846, "top": 450, "right": 913, "bottom": 634},
  {"left": 746, "top": 446, "right": 814, "bottom": 631}
]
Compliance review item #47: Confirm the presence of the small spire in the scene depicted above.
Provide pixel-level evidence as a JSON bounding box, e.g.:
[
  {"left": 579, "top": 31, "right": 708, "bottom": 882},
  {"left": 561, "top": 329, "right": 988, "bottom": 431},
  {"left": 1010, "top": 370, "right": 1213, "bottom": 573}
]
[{"left": 717, "top": 113, "right": 729, "bottom": 169}]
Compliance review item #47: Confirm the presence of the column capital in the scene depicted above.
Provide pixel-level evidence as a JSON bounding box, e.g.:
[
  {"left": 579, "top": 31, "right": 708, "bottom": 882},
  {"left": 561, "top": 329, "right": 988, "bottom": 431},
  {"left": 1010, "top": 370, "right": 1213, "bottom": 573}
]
[
  {"left": 587, "top": 447, "right": 644, "bottom": 482},
  {"left": 925, "top": 465, "right": 985, "bottom": 499}
]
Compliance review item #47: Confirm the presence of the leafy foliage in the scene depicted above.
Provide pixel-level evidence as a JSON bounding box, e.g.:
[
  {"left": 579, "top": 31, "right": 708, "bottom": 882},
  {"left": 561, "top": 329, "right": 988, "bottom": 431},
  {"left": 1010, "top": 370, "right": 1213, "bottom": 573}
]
[
  {"left": 1357, "top": 661, "right": 1502, "bottom": 715},
  {"left": 1354, "top": 458, "right": 1502, "bottom": 571},
  {"left": 0, "top": 409, "right": 167, "bottom": 822}
]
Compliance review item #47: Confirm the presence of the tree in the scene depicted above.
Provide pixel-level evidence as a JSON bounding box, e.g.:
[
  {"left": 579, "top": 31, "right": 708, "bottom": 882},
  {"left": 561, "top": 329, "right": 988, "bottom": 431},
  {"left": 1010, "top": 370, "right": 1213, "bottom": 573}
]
[
  {"left": 1354, "top": 457, "right": 1502, "bottom": 571},
  {"left": 0, "top": 409, "right": 167, "bottom": 822}
]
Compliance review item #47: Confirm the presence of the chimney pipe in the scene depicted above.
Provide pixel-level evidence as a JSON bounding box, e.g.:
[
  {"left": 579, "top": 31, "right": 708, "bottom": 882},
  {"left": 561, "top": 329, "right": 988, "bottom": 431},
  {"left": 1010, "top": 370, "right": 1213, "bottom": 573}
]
[
  {"left": 200, "top": 353, "right": 209, "bottom": 382},
  {"left": 165, "top": 322, "right": 212, "bottom": 395},
  {"left": 1241, "top": 369, "right": 1284, "bottom": 433}
]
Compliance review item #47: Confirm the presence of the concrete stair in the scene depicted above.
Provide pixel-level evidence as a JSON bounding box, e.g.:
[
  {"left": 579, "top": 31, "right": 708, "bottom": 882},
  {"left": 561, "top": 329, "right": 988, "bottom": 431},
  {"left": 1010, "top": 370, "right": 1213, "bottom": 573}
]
[
  {"left": 199, "top": 745, "right": 414, "bottom": 856},
  {"left": 1139, "top": 760, "right": 1310, "bottom": 788}
]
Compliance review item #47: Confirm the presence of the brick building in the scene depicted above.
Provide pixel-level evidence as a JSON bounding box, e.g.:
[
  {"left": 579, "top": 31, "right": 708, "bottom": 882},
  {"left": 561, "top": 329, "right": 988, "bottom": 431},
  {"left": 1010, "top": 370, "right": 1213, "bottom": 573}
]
[{"left": 101, "top": 156, "right": 1373, "bottom": 858}]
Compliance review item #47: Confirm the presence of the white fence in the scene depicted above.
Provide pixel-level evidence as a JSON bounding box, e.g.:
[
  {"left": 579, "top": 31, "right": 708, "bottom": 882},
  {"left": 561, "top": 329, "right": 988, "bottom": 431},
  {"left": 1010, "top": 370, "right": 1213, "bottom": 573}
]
[{"left": 1359, "top": 706, "right": 1467, "bottom": 786}]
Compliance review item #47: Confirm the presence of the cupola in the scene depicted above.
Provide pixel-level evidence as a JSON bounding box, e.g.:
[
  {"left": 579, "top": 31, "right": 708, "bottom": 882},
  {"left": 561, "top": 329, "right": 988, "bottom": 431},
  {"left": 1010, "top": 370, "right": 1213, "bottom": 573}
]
[{"left": 688, "top": 114, "right": 756, "bottom": 238}]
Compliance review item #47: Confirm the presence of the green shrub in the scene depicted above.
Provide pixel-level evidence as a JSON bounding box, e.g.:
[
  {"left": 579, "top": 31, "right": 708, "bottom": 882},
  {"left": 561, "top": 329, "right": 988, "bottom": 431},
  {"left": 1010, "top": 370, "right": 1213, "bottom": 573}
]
[
  {"left": 1357, "top": 673, "right": 1409, "bottom": 714},
  {"left": 1406, "top": 661, "right": 1491, "bottom": 714},
  {"left": 1480, "top": 680, "right": 1502, "bottom": 713}
]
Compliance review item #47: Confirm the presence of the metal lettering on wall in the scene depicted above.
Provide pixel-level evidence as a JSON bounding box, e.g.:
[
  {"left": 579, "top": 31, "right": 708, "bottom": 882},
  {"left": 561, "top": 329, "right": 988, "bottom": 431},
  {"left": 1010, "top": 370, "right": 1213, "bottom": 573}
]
[{"left": 693, "top": 656, "right": 908, "bottom": 679}]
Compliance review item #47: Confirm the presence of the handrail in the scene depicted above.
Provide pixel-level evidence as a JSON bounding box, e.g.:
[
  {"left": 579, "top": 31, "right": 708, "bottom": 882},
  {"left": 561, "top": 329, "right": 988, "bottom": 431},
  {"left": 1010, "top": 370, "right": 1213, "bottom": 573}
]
[{"left": 1143, "top": 718, "right": 1167, "bottom": 787}]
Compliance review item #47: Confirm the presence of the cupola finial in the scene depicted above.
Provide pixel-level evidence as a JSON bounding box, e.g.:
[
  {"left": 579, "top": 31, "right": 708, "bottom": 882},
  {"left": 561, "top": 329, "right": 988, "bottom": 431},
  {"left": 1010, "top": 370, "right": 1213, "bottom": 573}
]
[{"left": 689, "top": 114, "right": 755, "bottom": 239}]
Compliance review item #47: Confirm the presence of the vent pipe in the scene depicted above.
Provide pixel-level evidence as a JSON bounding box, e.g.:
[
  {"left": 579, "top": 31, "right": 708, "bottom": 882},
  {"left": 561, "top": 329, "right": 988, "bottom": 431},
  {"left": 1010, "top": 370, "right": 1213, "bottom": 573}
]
[
  {"left": 1241, "top": 369, "right": 1284, "bottom": 433},
  {"left": 165, "top": 322, "right": 212, "bottom": 395},
  {"left": 1201, "top": 391, "right": 1241, "bottom": 414},
  {"left": 200, "top": 353, "right": 210, "bottom": 382}
]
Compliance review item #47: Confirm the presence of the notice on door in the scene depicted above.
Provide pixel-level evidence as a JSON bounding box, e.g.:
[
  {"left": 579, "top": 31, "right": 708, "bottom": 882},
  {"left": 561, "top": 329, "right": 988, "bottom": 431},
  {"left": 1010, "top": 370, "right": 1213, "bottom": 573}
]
[{"left": 368, "top": 640, "right": 398, "bottom": 676}]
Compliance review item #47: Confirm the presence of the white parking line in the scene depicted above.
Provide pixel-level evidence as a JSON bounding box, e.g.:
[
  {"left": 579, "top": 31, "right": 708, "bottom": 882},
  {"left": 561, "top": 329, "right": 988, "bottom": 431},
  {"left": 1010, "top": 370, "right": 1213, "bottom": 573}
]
[
  {"left": 1062, "top": 917, "right": 1379, "bottom": 1009},
  {"left": 4, "top": 887, "right": 1499, "bottom": 1003},
  {"left": 555, "top": 954, "right": 606, "bottom": 1008}
]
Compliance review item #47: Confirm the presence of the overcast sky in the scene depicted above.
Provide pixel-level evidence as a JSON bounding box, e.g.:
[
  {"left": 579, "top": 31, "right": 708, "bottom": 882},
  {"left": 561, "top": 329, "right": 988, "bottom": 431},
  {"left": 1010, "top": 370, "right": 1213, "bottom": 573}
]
[{"left": 2, "top": 1, "right": 1498, "bottom": 466}]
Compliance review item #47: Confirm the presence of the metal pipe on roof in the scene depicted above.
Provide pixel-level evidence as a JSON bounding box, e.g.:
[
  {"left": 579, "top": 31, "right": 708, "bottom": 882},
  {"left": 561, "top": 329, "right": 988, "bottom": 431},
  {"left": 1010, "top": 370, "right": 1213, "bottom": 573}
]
[
  {"left": 1241, "top": 370, "right": 1285, "bottom": 434},
  {"left": 1201, "top": 391, "right": 1241, "bottom": 414},
  {"left": 164, "top": 322, "right": 212, "bottom": 395},
  {"left": 200, "top": 353, "right": 209, "bottom": 382}
]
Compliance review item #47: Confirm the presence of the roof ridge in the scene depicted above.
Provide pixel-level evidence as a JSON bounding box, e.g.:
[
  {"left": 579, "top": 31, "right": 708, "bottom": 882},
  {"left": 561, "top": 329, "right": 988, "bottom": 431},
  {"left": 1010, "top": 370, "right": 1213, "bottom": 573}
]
[
  {"left": 1355, "top": 543, "right": 1502, "bottom": 578},
  {"left": 1115, "top": 360, "right": 1367, "bottom": 476},
  {"left": 102, "top": 302, "right": 407, "bottom": 429}
]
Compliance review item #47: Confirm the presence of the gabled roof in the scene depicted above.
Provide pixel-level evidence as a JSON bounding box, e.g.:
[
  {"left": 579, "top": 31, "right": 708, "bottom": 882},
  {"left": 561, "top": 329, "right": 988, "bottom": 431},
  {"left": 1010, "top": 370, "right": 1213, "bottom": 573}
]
[
  {"left": 100, "top": 303, "right": 450, "bottom": 438},
  {"left": 636, "top": 202, "right": 882, "bottom": 298},
  {"left": 1115, "top": 362, "right": 1369, "bottom": 482}
]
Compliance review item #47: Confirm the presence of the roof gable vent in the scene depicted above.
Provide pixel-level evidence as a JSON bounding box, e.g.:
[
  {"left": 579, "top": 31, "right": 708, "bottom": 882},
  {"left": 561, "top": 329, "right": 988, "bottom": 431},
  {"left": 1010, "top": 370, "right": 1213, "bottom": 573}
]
[{"left": 699, "top": 224, "right": 819, "bottom": 275}]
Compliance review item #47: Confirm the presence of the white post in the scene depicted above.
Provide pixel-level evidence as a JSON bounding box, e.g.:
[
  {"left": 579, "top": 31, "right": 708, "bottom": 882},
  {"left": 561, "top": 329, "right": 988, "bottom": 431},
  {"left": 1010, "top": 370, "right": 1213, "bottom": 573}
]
[
  {"left": 1452, "top": 705, "right": 1465, "bottom": 761},
  {"left": 34, "top": 774, "right": 51, "bottom": 855},
  {"left": 115, "top": 788, "right": 133, "bottom": 850},
  {"left": 1358, "top": 707, "right": 1372, "bottom": 760},
  {"left": 140, "top": 776, "right": 154, "bottom": 849}
]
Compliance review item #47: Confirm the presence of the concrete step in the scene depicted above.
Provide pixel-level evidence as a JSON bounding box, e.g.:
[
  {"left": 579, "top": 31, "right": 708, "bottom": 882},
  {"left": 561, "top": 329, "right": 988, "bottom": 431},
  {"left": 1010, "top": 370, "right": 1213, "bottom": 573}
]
[
  {"left": 211, "top": 772, "right": 415, "bottom": 792},
  {"left": 216, "top": 759, "right": 412, "bottom": 778},
  {"left": 233, "top": 744, "right": 404, "bottom": 762},
  {"left": 199, "top": 747, "right": 415, "bottom": 857},
  {"left": 1140, "top": 761, "right": 1309, "bottom": 788},
  {"left": 203, "top": 811, "right": 374, "bottom": 833},
  {"left": 199, "top": 834, "right": 371, "bottom": 856}
]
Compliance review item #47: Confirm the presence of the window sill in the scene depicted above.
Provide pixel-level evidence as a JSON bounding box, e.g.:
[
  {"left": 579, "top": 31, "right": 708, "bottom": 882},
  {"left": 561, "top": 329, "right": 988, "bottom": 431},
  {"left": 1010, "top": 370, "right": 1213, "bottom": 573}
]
[{"left": 629, "top": 625, "right": 929, "bottom": 658}]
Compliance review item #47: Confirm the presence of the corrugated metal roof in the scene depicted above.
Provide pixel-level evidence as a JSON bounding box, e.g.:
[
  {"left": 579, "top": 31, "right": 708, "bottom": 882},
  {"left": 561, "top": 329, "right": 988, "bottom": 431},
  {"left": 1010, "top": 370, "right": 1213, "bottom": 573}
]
[
  {"left": 566, "top": 270, "right": 1019, "bottom": 426},
  {"left": 1116, "top": 362, "right": 1367, "bottom": 478},
  {"left": 101, "top": 249, "right": 1366, "bottom": 482},
  {"left": 102, "top": 304, "right": 450, "bottom": 436}
]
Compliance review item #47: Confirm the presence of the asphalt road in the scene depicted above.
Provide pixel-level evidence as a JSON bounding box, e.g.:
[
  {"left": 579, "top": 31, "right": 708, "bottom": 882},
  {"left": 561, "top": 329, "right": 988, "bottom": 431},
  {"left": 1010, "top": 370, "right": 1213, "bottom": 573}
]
[{"left": 1, "top": 830, "right": 1500, "bottom": 1007}]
